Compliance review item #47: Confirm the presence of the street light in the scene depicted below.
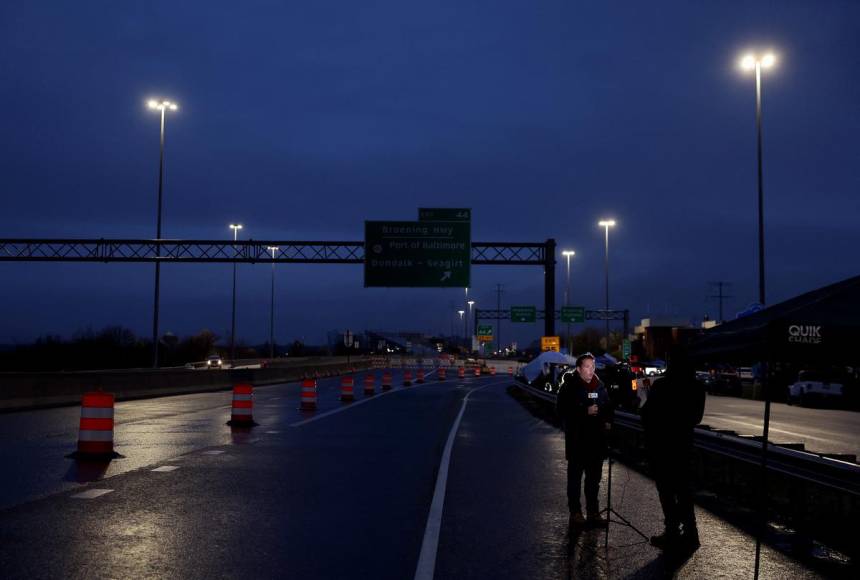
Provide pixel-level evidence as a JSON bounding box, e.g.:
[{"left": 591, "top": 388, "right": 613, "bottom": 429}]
[
  {"left": 562, "top": 249, "right": 576, "bottom": 353},
  {"left": 598, "top": 220, "right": 616, "bottom": 349},
  {"left": 739, "top": 51, "right": 776, "bottom": 306},
  {"left": 267, "top": 246, "right": 279, "bottom": 359},
  {"left": 467, "top": 300, "right": 475, "bottom": 351},
  {"left": 229, "top": 223, "right": 243, "bottom": 361},
  {"left": 147, "top": 98, "right": 178, "bottom": 368},
  {"left": 458, "top": 310, "right": 465, "bottom": 345}
]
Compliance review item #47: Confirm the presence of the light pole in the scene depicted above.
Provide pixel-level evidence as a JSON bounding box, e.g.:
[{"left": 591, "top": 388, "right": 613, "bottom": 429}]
[
  {"left": 467, "top": 300, "right": 475, "bottom": 352},
  {"left": 229, "top": 224, "right": 243, "bottom": 362},
  {"left": 267, "top": 246, "right": 279, "bottom": 359},
  {"left": 598, "top": 220, "right": 616, "bottom": 350},
  {"left": 147, "top": 98, "right": 178, "bottom": 368},
  {"left": 740, "top": 51, "right": 776, "bottom": 307},
  {"left": 458, "top": 310, "right": 465, "bottom": 346},
  {"left": 562, "top": 249, "right": 575, "bottom": 353}
]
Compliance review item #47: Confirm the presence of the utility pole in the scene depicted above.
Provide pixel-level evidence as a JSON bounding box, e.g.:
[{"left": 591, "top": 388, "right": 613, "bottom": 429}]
[
  {"left": 495, "top": 283, "right": 503, "bottom": 353},
  {"left": 708, "top": 281, "right": 734, "bottom": 323}
]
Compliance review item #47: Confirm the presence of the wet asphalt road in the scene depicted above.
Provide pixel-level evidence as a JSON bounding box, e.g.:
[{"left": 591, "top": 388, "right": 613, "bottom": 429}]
[
  {"left": 0, "top": 370, "right": 827, "bottom": 579},
  {"left": 702, "top": 396, "right": 860, "bottom": 458}
]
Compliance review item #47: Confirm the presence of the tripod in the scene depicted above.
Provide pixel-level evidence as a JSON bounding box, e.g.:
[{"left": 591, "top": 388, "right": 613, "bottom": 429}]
[{"left": 600, "top": 448, "right": 649, "bottom": 550}]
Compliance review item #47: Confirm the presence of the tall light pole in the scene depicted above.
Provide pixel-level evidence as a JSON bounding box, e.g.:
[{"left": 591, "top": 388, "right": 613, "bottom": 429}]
[
  {"left": 458, "top": 310, "right": 465, "bottom": 346},
  {"left": 740, "top": 51, "right": 776, "bottom": 307},
  {"left": 229, "top": 223, "right": 243, "bottom": 361},
  {"left": 147, "top": 99, "right": 178, "bottom": 368},
  {"left": 267, "top": 246, "right": 279, "bottom": 359},
  {"left": 562, "top": 249, "right": 576, "bottom": 353},
  {"left": 467, "top": 300, "right": 475, "bottom": 351},
  {"left": 598, "top": 220, "right": 616, "bottom": 350}
]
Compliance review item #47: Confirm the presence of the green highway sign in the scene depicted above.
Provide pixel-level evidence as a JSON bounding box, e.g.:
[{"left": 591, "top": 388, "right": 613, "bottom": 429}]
[
  {"left": 561, "top": 306, "right": 585, "bottom": 323},
  {"left": 622, "top": 339, "right": 631, "bottom": 359},
  {"left": 364, "top": 220, "right": 471, "bottom": 287},
  {"left": 477, "top": 324, "right": 494, "bottom": 340},
  {"left": 418, "top": 208, "right": 471, "bottom": 222},
  {"left": 510, "top": 306, "right": 536, "bottom": 323}
]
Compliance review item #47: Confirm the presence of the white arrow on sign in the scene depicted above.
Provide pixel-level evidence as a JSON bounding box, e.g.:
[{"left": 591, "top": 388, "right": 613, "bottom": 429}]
[{"left": 440, "top": 271, "right": 452, "bottom": 281}]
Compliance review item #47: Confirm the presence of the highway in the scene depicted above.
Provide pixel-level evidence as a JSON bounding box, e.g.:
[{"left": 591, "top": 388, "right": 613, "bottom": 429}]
[
  {"left": 702, "top": 395, "right": 860, "bottom": 459},
  {"left": 0, "top": 369, "right": 825, "bottom": 579}
]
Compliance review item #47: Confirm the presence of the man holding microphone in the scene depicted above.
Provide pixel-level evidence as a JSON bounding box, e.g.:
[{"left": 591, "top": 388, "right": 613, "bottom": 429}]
[{"left": 557, "top": 353, "right": 614, "bottom": 527}]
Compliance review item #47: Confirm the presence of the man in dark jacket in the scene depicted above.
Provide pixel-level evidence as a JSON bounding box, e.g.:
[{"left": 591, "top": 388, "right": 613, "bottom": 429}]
[
  {"left": 557, "top": 353, "right": 613, "bottom": 527},
  {"left": 640, "top": 345, "right": 706, "bottom": 552}
]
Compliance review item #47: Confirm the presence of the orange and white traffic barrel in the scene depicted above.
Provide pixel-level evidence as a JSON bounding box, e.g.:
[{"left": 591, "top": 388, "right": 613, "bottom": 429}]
[
  {"left": 458, "top": 367, "right": 465, "bottom": 379},
  {"left": 490, "top": 367, "right": 496, "bottom": 376},
  {"left": 300, "top": 378, "right": 318, "bottom": 410},
  {"left": 340, "top": 376, "right": 355, "bottom": 402},
  {"left": 404, "top": 370, "right": 413, "bottom": 386},
  {"left": 509, "top": 366, "right": 514, "bottom": 375},
  {"left": 229, "top": 383, "right": 255, "bottom": 426},
  {"left": 381, "top": 372, "right": 392, "bottom": 391},
  {"left": 364, "top": 374, "right": 376, "bottom": 396},
  {"left": 76, "top": 391, "right": 115, "bottom": 457},
  {"left": 474, "top": 367, "right": 481, "bottom": 377},
  {"left": 438, "top": 367, "right": 447, "bottom": 381},
  {"left": 416, "top": 369, "right": 425, "bottom": 383}
]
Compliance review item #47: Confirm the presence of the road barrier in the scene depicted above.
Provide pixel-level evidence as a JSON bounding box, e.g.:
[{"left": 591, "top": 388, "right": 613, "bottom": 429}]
[
  {"left": 381, "top": 371, "right": 392, "bottom": 391},
  {"left": 340, "top": 376, "right": 355, "bottom": 402},
  {"left": 458, "top": 367, "right": 465, "bottom": 379},
  {"left": 300, "top": 379, "right": 317, "bottom": 410},
  {"left": 403, "top": 370, "right": 413, "bottom": 386},
  {"left": 364, "top": 374, "right": 376, "bottom": 395},
  {"left": 490, "top": 367, "right": 496, "bottom": 376},
  {"left": 474, "top": 368, "right": 481, "bottom": 377},
  {"left": 509, "top": 366, "right": 514, "bottom": 375},
  {"left": 438, "top": 368, "right": 446, "bottom": 381},
  {"left": 228, "top": 383, "right": 255, "bottom": 426},
  {"left": 416, "top": 369, "right": 425, "bottom": 383},
  {"left": 75, "top": 391, "right": 116, "bottom": 457}
]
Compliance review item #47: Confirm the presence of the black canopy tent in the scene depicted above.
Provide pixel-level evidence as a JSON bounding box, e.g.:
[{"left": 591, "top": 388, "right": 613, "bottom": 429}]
[{"left": 688, "top": 274, "right": 860, "bottom": 578}]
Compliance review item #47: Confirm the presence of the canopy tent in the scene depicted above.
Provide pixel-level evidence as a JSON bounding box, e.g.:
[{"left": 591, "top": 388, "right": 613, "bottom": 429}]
[
  {"left": 689, "top": 274, "right": 860, "bottom": 364},
  {"left": 521, "top": 351, "right": 577, "bottom": 383}
]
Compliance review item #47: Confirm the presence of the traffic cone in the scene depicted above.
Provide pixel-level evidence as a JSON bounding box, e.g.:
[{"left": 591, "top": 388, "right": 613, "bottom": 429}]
[
  {"left": 381, "top": 372, "right": 392, "bottom": 391},
  {"left": 340, "top": 376, "right": 355, "bottom": 402},
  {"left": 300, "top": 378, "right": 317, "bottom": 410},
  {"left": 228, "top": 383, "right": 256, "bottom": 426},
  {"left": 438, "top": 367, "right": 447, "bottom": 381},
  {"left": 416, "top": 369, "right": 425, "bottom": 383},
  {"left": 74, "top": 391, "right": 116, "bottom": 458},
  {"left": 404, "top": 370, "right": 413, "bottom": 386},
  {"left": 458, "top": 367, "right": 465, "bottom": 379},
  {"left": 509, "top": 366, "right": 514, "bottom": 375},
  {"left": 364, "top": 374, "right": 376, "bottom": 396},
  {"left": 474, "top": 367, "right": 481, "bottom": 377}
]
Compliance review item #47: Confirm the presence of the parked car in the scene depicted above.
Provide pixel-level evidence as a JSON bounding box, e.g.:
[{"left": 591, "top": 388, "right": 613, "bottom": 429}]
[{"left": 787, "top": 371, "right": 843, "bottom": 407}]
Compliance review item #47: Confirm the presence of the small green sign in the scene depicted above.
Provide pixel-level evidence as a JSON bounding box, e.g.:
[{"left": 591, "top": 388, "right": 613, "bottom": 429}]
[
  {"left": 511, "top": 306, "right": 536, "bottom": 323},
  {"left": 622, "top": 339, "right": 631, "bottom": 359},
  {"left": 561, "top": 306, "right": 585, "bottom": 323},
  {"left": 477, "top": 324, "right": 494, "bottom": 337},
  {"left": 418, "top": 208, "right": 471, "bottom": 222},
  {"left": 365, "top": 220, "right": 471, "bottom": 287}
]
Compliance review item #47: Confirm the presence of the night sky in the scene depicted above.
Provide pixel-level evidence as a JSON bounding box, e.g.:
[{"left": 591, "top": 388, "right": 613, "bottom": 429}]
[{"left": 2, "top": 1, "right": 858, "bottom": 348}]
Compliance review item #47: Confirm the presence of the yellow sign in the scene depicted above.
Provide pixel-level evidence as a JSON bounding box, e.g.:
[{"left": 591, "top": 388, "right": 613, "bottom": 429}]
[{"left": 540, "top": 336, "right": 560, "bottom": 352}]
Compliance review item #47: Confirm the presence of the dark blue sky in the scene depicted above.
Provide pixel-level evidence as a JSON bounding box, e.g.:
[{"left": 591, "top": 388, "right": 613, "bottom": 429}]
[{"left": 2, "top": 1, "right": 858, "bottom": 347}]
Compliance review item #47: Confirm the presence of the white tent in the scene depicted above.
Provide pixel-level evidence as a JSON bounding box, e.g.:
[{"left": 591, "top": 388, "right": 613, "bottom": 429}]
[{"left": 521, "top": 351, "right": 577, "bottom": 383}]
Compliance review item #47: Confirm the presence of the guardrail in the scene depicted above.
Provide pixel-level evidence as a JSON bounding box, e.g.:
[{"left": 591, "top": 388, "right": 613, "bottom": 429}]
[{"left": 513, "top": 379, "right": 860, "bottom": 562}]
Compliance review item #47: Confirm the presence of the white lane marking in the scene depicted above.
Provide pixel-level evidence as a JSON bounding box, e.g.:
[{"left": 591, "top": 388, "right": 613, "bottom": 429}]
[
  {"left": 202, "top": 450, "right": 225, "bottom": 455},
  {"left": 704, "top": 416, "right": 841, "bottom": 444},
  {"left": 71, "top": 489, "right": 113, "bottom": 499},
  {"left": 265, "top": 430, "right": 281, "bottom": 434},
  {"left": 151, "top": 465, "right": 180, "bottom": 472},
  {"left": 414, "top": 382, "right": 494, "bottom": 580}
]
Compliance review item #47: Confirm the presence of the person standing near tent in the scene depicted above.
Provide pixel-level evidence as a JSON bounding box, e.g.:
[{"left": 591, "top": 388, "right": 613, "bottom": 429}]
[
  {"left": 557, "top": 353, "right": 613, "bottom": 527},
  {"left": 641, "top": 344, "right": 706, "bottom": 553}
]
